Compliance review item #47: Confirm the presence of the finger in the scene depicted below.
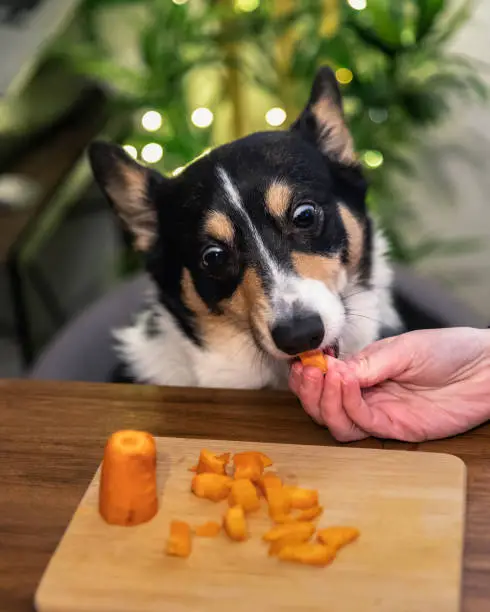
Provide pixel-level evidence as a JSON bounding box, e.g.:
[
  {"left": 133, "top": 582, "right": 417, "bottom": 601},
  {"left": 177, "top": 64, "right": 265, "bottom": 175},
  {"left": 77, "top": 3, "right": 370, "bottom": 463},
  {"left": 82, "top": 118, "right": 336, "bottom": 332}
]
[
  {"left": 319, "top": 363, "right": 368, "bottom": 442},
  {"left": 345, "top": 335, "right": 411, "bottom": 388},
  {"left": 288, "top": 361, "right": 303, "bottom": 396},
  {"left": 341, "top": 369, "right": 400, "bottom": 439},
  {"left": 341, "top": 367, "right": 374, "bottom": 431},
  {"left": 298, "top": 367, "right": 324, "bottom": 425}
]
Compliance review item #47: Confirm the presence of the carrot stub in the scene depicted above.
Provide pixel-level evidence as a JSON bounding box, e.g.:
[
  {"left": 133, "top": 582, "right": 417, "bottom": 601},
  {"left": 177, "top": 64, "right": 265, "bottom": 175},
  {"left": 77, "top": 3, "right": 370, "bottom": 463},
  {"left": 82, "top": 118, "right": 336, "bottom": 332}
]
[
  {"left": 316, "top": 526, "right": 360, "bottom": 551},
  {"left": 99, "top": 430, "right": 158, "bottom": 526},
  {"left": 278, "top": 543, "right": 336, "bottom": 567},
  {"left": 191, "top": 473, "right": 232, "bottom": 502},
  {"left": 194, "top": 521, "right": 221, "bottom": 537},
  {"left": 224, "top": 506, "right": 248, "bottom": 541},
  {"left": 299, "top": 351, "right": 328, "bottom": 373},
  {"left": 192, "top": 449, "right": 230, "bottom": 475},
  {"left": 284, "top": 486, "right": 319, "bottom": 510},
  {"left": 166, "top": 520, "right": 192, "bottom": 557}
]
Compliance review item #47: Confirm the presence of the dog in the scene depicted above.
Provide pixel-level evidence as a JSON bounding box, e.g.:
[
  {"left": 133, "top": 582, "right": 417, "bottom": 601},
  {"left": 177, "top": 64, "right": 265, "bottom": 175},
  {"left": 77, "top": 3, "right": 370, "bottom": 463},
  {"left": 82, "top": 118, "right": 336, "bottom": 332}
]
[{"left": 89, "top": 66, "right": 400, "bottom": 389}]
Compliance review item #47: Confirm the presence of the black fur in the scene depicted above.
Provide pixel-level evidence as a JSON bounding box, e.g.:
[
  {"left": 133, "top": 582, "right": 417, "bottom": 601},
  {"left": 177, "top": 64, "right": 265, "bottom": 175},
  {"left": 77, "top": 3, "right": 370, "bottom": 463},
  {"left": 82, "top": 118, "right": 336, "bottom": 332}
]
[{"left": 89, "top": 66, "right": 373, "bottom": 352}]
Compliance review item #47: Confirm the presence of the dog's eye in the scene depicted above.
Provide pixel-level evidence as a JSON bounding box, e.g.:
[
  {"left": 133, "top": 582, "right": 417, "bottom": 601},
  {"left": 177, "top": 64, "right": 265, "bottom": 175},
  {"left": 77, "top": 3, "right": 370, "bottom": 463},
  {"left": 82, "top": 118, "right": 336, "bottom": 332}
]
[
  {"left": 201, "top": 245, "right": 228, "bottom": 275},
  {"left": 292, "top": 202, "right": 317, "bottom": 229}
]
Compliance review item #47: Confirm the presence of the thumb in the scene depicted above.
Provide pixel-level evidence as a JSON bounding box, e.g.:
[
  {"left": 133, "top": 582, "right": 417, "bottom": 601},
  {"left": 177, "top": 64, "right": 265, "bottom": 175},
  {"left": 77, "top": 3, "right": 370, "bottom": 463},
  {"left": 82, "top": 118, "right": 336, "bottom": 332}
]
[{"left": 345, "top": 336, "right": 410, "bottom": 388}]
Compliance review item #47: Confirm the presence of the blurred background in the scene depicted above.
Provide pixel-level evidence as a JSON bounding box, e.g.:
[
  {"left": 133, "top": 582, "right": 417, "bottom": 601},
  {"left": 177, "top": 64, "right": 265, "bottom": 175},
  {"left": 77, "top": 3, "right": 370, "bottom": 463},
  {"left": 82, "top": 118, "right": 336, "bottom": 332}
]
[{"left": 0, "top": 0, "right": 489, "bottom": 379}]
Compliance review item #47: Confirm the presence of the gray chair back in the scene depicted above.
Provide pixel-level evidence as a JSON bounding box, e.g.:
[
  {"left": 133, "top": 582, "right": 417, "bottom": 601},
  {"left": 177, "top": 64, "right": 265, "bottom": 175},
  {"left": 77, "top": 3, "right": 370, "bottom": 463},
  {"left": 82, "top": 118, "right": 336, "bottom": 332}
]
[{"left": 30, "top": 275, "right": 151, "bottom": 382}]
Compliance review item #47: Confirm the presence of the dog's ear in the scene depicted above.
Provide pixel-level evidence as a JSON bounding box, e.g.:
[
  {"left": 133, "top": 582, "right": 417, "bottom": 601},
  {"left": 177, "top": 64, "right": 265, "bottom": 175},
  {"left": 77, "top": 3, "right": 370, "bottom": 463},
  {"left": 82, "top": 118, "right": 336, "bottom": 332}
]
[
  {"left": 88, "top": 141, "right": 167, "bottom": 252},
  {"left": 291, "top": 66, "right": 357, "bottom": 166}
]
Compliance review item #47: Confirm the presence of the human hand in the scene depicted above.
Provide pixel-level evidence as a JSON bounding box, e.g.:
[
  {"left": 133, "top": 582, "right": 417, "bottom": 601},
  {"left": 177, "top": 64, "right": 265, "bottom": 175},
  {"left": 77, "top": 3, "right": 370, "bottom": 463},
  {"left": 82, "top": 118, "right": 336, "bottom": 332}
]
[{"left": 289, "top": 328, "right": 490, "bottom": 442}]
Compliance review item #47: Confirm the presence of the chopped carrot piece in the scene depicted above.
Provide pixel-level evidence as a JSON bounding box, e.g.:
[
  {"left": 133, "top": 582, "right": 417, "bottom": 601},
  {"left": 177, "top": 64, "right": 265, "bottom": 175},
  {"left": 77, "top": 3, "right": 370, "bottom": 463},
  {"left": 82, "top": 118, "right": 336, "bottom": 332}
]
[
  {"left": 316, "top": 526, "right": 360, "bottom": 551},
  {"left": 228, "top": 479, "right": 260, "bottom": 513},
  {"left": 99, "top": 430, "right": 158, "bottom": 526},
  {"left": 224, "top": 506, "right": 248, "bottom": 541},
  {"left": 194, "top": 521, "right": 221, "bottom": 537},
  {"left": 191, "top": 473, "right": 232, "bottom": 502},
  {"left": 233, "top": 451, "right": 273, "bottom": 468},
  {"left": 268, "top": 531, "right": 314, "bottom": 556},
  {"left": 256, "top": 473, "right": 283, "bottom": 497},
  {"left": 278, "top": 543, "right": 336, "bottom": 566},
  {"left": 284, "top": 486, "right": 319, "bottom": 510},
  {"left": 299, "top": 351, "right": 328, "bottom": 373},
  {"left": 274, "top": 506, "right": 324, "bottom": 524},
  {"left": 193, "top": 449, "right": 230, "bottom": 475},
  {"left": 166, "top": 520, "right": 192, "bottom": 558},
  {"left": 295, "top": 505, "right": 324, "bottom": 521},
  {"left": 266, "top": 487, "right": 291, "bottom": 521},
  {"left": 263, "top": 522, "right": 316, "bottom": 542},
  {"left": 233, "top": 455, "right": 264, "bottom": 482}
]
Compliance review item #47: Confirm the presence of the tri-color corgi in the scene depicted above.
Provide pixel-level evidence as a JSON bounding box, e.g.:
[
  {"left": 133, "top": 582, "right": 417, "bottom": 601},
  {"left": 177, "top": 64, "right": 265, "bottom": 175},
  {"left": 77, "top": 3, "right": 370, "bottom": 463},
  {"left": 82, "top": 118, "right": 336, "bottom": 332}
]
[{"left": 89, "top": 66, "right": 400, "bottom": 389}]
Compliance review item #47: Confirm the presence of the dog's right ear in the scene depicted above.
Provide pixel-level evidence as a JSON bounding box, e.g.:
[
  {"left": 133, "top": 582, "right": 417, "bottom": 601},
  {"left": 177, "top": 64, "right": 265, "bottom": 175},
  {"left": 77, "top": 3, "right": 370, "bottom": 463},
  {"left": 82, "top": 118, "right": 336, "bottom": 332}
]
[{"left": 88, "top": 141, "right": 167, "bottom": 252}]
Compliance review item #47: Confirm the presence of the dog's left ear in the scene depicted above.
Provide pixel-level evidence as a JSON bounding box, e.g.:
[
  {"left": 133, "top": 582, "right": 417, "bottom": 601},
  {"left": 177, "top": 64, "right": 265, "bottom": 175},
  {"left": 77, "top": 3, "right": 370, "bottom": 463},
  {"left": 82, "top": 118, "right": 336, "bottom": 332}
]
[
  {"left": 88, "top": 141, "right": 167, "bottom": 252},
  {"left": 291, "top": 66, "right": 357, "bottom": 166}
]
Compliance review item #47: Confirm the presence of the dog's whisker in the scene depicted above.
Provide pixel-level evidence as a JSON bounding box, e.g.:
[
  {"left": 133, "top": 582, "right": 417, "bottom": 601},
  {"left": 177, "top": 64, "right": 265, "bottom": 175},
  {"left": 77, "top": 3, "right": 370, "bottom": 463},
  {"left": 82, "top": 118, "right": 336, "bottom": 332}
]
[{"left": 345, "top": 311, "right": 387, "bottom": 327}]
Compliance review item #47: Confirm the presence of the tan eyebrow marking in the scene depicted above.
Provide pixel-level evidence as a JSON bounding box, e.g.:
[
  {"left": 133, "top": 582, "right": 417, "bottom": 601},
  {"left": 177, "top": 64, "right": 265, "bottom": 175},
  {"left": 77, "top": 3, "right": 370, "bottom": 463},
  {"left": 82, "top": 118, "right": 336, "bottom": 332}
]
[
  {"left": 338, "top": 204, "right": 364, "bottom": 271},
  {"left": 265, "top": 182, "right": 292, "bottom": 219},
  {"left": 203, "top": 210, "right": 235, "bottom": 243},
  {"left": 291, "top": 252, "right": 342, "bottom": 290}
]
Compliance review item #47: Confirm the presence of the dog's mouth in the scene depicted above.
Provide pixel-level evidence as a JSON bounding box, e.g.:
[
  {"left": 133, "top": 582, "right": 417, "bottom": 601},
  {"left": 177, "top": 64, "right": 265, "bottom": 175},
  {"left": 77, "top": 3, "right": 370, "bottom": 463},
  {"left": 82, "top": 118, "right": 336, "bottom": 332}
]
[
  {"left": 291, "top": 340, "right": 339, "bottom": 363},
  {"left": 324, "top": 341, "right": 340, "bottom": 359}
]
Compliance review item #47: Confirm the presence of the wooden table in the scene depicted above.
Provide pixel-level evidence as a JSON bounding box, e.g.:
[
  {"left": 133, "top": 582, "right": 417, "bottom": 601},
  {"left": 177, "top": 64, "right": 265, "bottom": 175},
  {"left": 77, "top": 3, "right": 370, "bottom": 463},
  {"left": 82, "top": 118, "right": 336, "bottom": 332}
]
[{"left": 1, "top": 379, "right": 489, "bottom": 611}]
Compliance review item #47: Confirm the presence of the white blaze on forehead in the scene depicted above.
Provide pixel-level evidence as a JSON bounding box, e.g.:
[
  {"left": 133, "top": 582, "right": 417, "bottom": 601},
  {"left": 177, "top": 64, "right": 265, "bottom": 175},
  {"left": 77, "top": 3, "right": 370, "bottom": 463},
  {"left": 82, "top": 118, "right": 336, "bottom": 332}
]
[
  {"left": 217, "top": 166, "right": 281, "bottom": 280},
  {"left": 216, "top": 166, "right": 345, "bottom": 352}
]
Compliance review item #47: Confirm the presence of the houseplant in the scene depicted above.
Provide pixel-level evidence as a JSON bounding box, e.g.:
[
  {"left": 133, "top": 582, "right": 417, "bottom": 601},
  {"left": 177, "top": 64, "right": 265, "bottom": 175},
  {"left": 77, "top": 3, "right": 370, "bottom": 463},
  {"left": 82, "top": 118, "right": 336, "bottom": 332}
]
[{"left": 48, "top": 0, "right": 486, "bottom": 263}]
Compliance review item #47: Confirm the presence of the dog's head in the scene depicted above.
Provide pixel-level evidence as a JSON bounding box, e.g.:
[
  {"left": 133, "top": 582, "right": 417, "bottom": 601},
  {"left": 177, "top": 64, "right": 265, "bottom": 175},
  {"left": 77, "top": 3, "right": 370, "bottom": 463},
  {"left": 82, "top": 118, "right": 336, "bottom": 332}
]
[{"left": 89, "top": 67, "right": 372, "bottom": 361}]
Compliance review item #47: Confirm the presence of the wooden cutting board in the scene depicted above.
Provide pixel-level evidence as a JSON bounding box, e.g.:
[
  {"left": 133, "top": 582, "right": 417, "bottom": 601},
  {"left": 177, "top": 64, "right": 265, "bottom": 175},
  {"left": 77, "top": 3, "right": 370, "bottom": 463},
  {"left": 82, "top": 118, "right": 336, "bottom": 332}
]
[{"left": 35, "top": 437, "right": 466, "bottom": 612}]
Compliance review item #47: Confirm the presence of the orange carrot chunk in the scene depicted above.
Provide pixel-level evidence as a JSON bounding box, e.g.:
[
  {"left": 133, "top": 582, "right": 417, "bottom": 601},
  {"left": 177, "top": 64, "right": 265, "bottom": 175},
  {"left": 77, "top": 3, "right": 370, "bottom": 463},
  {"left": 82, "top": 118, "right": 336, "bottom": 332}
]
[
  {"left": 284, "top": 486, "right": 319, "bottom": 510},
  {"left": 256, "top": 473, "right": 283, "bottom": 497},
  {"left": 295, "top": 505, "right": 324, "bottom": 521},
  {"left": 233, "top": 451, "right": 273, "bottom": 468},
  {"left": 166, "top": 520, "right": 192, "bottom": 557},
  {"left": 278, "top": 543, "right": 336, "bottom": 567},
  {"left": 228, "top": 479, "right": 261, "bottom": 513},
  {"left": 299, "top": 351, "right": 328, "bottom": 373},
  {"left": 191, "top": 473, "right": 232, "bottom": 502},
  {"left": 233, "top": 455, "right": 264, "bottom": 482},
  {"left": 99, "top": 430, "right": 158, "bottom": 526},
  {"left": 316, "top": 526, "right": 360, "bottom": 551},
  {"left": 274, "top": 505, "right": 324, "bottom": 524},
  {"left": 194, "top": 521, "right": 221, "bottom": 537},
  {"left": 266, "top": 487, "right": 291, "bottom": 522},
  {"left": 263, "top": 522, "right": 316, "bottom": 543},
  {"left": 268, "top": 531, "right": 314, "bottom": 556},
  {"left": 193, "top": 449, "right": 230, "bottom": 475},
  {"left": 224, "top": 506, "right": 248, "bottom": 541}
]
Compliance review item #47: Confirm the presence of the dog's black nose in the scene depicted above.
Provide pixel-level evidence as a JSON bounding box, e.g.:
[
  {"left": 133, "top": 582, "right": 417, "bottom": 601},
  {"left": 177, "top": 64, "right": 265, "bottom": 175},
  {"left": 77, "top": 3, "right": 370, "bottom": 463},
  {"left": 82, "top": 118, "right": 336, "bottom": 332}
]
[{"left": 271, "top": 313, "right": 324, "bottom": 356}]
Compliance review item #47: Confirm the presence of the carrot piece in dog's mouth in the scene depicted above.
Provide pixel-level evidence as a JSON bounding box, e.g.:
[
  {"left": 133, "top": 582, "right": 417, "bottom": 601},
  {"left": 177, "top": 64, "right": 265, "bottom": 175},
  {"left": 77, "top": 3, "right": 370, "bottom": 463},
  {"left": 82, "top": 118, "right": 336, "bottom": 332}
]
[
  {"left": 298, "top": 351, "right": 328, "bottom": 373},
  {"left": 298, "top": 342, "right": 339, "bottom": 372}
]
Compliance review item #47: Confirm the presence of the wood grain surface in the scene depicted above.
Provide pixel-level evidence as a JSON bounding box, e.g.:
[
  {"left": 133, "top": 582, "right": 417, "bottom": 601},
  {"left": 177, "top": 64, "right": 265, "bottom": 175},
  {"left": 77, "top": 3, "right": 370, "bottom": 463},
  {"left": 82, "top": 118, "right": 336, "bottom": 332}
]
[
  {"left": 1, "top": 380, "right": 490, "bottom": 611},
  {"left": 35, "top": 437, "right": 466, "bottom": 612}
]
